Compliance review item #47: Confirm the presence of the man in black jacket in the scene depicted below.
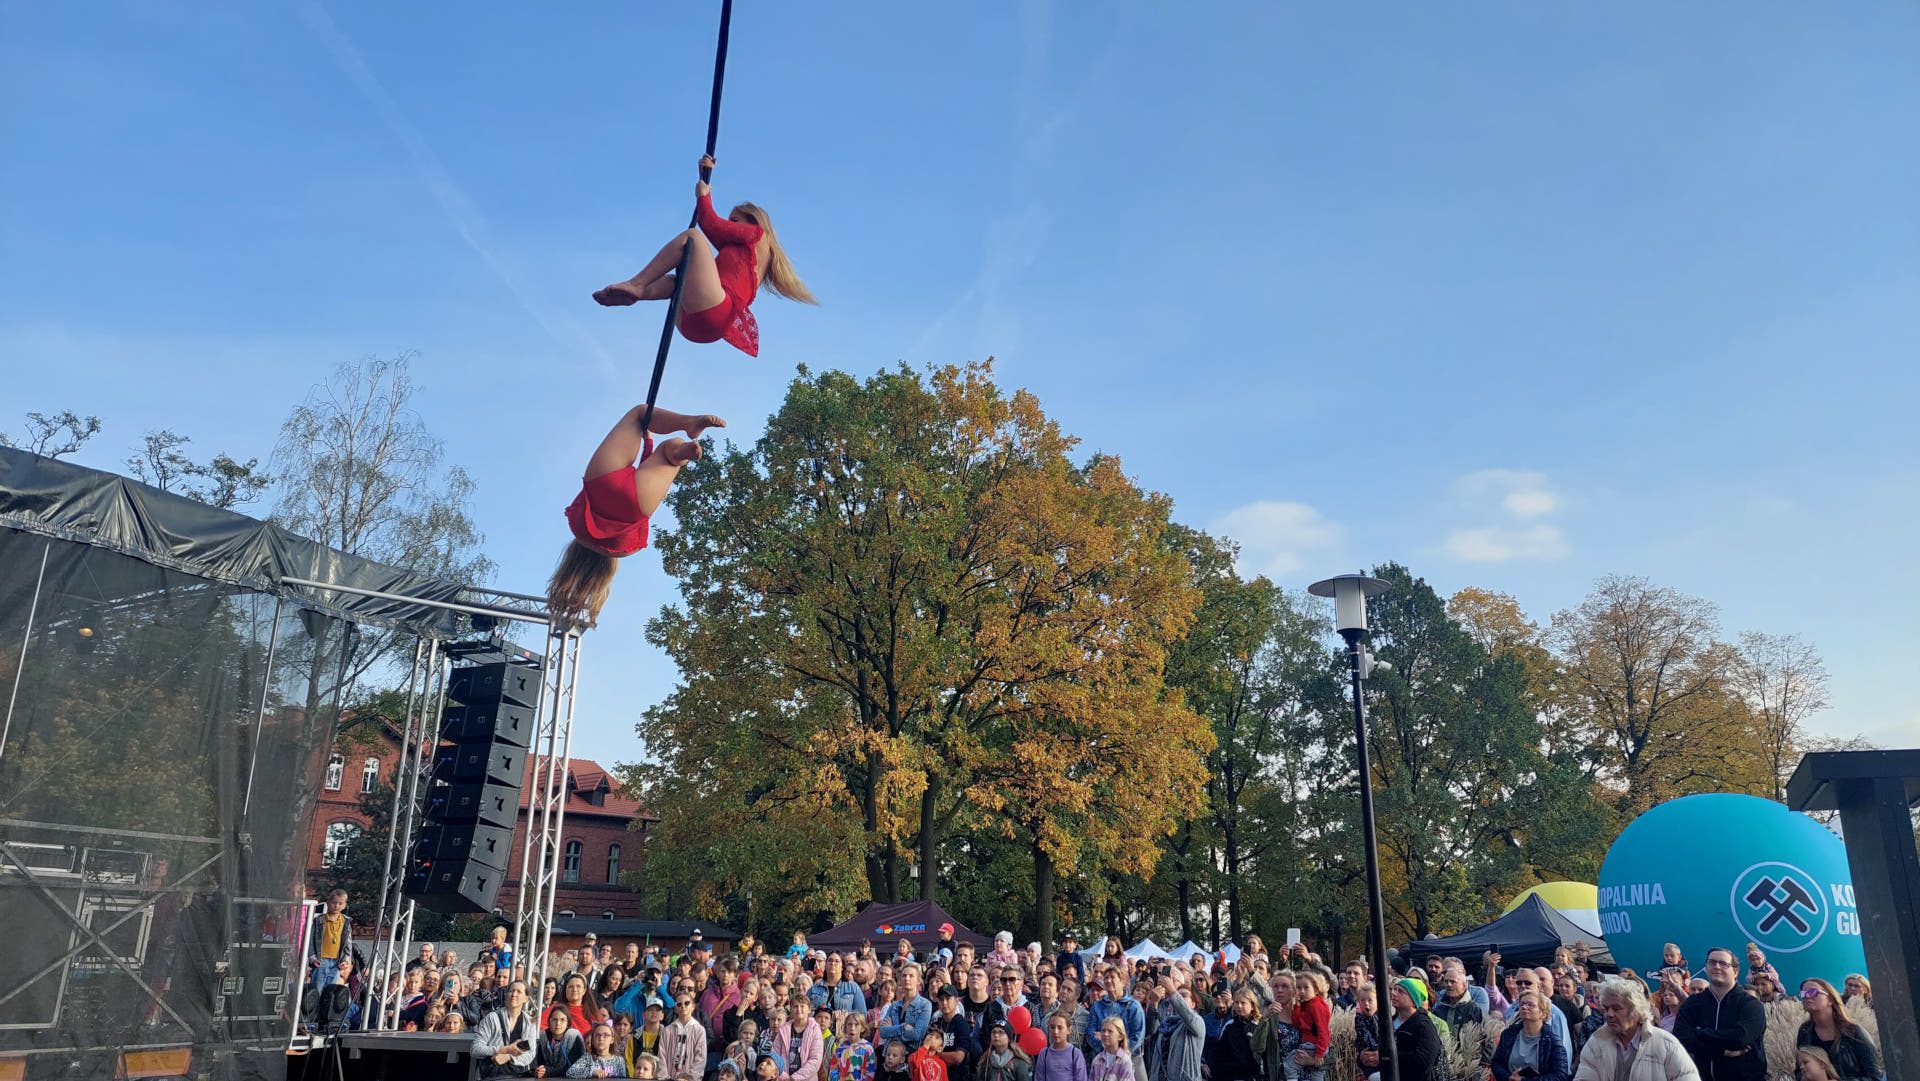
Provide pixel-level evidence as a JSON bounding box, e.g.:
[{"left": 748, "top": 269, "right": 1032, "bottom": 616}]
[
  {"left": 1673, "top": 947, "right": 1766, "bottom": 1081},
  {"left": 1385, "top": 980, "right": 1444, "bottom": 1081}
]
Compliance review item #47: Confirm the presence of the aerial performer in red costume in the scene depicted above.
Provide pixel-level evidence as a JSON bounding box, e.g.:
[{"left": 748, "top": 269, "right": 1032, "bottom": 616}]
[
  {"left": 592, "top": 155, "right": 817, "bottom": 356},
  {"left": 545, "top": 404, "right": 724, "bottom": 626}
]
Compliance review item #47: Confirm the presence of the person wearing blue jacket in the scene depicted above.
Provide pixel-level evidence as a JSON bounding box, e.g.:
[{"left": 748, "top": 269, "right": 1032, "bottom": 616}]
[
  {"left": 880, "top": 969, "right": 934, "bottom": 1048},
  {"left": 1083, "top": 967, "right": 1145, "bottom": 1058},
  {"left": 1489, "top": 991, "right": 1571, "bottom": 1081}
]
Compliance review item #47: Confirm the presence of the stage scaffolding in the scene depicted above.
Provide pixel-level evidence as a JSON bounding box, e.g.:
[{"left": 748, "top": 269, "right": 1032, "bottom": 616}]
[
  {"left": 0, "top": 446, "right": 585, "bottom": 1079},
  {"left": 280, "top": 577, "right": 582, "bottom": 1033}
]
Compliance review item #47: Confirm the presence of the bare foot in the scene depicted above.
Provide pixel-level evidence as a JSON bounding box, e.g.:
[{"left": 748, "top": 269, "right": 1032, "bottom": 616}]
[
  {"left": 658, "top": 439, "right": 703, "bottom": 467},
  {"left": 683, "top": 414, "right": 725, "bottom": 440},
  {"left": 593, "top": 281, "right": 645, "bottom": 306}
]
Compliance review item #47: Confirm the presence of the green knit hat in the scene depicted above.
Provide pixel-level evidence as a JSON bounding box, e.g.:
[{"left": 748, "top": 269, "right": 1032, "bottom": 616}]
[{"left": 1395, "top": 978, "right": 1430, "bottom": 1010}]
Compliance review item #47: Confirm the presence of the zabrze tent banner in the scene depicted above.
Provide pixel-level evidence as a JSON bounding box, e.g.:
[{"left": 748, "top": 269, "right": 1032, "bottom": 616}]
[
  {"left": 1401, "top": 895, "right": 1614, "bottom": 970},
  {"left": 809, "top": 900, "right": 991, "bottom": 952}
]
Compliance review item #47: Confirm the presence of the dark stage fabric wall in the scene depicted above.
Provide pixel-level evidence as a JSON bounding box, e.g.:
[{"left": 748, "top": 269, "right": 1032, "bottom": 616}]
[{"left": 0, "top": 529, "right": 354, "bottom": 1079}]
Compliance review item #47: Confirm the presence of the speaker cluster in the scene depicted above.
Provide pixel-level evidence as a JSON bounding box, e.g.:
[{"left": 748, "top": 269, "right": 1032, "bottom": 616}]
[{"left": 402, "top": 658, "right": 541, "bottom": 913}]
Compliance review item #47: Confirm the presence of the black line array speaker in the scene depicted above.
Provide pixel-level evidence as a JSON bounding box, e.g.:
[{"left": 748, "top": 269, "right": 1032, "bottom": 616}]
[{"left": 405, "top": 652, "right": 543, "bottom": 913}]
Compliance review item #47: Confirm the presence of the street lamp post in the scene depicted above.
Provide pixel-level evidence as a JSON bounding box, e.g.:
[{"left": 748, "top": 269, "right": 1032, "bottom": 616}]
[{"left": 1309, "top": 572, "right": 1396, "bottom": 1081}]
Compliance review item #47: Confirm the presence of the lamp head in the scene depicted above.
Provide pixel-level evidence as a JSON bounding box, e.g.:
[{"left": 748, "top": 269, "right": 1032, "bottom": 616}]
[{"left": 1307, "top": 574, "right": 1390, "bottom": 637}]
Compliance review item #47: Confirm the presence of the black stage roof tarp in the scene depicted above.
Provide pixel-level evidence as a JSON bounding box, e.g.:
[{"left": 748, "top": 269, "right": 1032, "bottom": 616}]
[
  {"left": 0, "top": 444, "right": 500, "bottom": 638},
  {"left": 1400, "top": 894, "right": 1614, "bottom": 971}
]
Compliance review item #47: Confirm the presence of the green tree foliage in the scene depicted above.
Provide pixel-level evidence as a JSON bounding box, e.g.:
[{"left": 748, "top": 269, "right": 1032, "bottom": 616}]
[
  {"left": 1352, "top": 564, "right": 1608, "bottom": 940},
  {"left": 629, "top": 361, "right": 1208, "bottom": 938},
  {"left": 0, "top": 409, "right": 102, "bottom": 459},
  {"left": 126, "top": 429, "right": 273, "bottom": 508},
  {"left": 1158, "top": 526, "right": 1339, "bottom": 944}
]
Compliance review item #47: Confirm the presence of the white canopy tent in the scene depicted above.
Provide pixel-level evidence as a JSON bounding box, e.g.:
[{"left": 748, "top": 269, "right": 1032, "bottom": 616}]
[
  {"left": 1167, "top": 940, "right": 1211, "bottom": 963},
  {"left": 1125, "top": 937, "right": 1174, "bottom": 960}
]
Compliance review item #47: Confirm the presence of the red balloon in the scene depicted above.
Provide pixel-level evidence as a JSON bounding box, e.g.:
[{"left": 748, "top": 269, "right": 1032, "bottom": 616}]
[
  {"left": 1018, "top": 1028, "right": 1047, "bottom": 1057},
  {"left": 1008, "top": 1006, "right": 1032, "bottom": 1035}
]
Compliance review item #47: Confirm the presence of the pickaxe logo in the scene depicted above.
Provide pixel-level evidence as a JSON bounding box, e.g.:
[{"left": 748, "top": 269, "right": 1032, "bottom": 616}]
[
  {"left": 1743, "top": 875, "right": 1816, "bottom": 935},
  {"left": 1729, "top": 861, "right": 1829, "bottom": 951}
]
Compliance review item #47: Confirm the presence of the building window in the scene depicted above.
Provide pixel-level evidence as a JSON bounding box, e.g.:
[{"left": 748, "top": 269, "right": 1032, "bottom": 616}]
[
  {"left": 361, "top": 757, "right": 380, "bottom": 792},
  {"left": 559, "top": 910, "right": 575, "bottom": 919},
  {"left": 563, "top": 840, "right": 582, "bottom": 883},
  {"left": 324, "top": 755, "right": 344, "bottom": 791},
  {"left": 606, "top": 844, "right": 621, "bottom": 884},
  {"left": 323, "top": 822, "right": 360, "bottom": 867},
  {"left": 603, "top": 911, "right": 614, "bottom": 920}
]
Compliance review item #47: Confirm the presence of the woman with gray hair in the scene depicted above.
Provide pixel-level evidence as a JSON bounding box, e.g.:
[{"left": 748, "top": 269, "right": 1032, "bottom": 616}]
[{"left": 1572, "top": 978, "right": 1698, "bottom": 1081}]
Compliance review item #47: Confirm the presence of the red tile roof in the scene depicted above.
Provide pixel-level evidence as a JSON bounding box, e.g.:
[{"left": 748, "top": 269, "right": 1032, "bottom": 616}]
[{"left": 516, "top": 756, "right": 654, "bottom": 820}]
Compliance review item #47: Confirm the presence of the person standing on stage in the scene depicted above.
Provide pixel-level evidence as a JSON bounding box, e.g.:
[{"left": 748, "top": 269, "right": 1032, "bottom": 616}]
[{"left": 306, "top": 889, "right": 354, "bottom": 999}]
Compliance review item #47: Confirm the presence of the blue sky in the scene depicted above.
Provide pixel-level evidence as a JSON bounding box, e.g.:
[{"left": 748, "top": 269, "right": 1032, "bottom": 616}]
[{"left": 5, "top": 3, "right": 1916, "bottom": 763}]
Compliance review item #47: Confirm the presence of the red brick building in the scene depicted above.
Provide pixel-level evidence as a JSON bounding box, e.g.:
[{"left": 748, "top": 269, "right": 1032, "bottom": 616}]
[{"left": 305, "top": 728, "right": 657, "bottom": 918}]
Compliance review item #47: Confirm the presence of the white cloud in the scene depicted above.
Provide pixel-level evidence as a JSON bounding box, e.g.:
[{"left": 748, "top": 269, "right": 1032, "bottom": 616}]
[
  {"left": 1443, "top": 524, "right": 1569, "bottom": 563},
  {"left": 1457, "top": 469, "right": 1558, "bottom": 518},
  {"left": 1211, "top": 501, "right": 1343, "bottom": 579},
  {"left": 1442, "top": 469, "right": 1569, "bottom": 563}
]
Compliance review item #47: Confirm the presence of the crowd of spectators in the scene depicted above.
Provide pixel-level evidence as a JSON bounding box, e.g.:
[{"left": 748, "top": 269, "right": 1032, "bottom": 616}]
[{"left": 304, "top": 899, "right": 1885, "bottom": 1081}]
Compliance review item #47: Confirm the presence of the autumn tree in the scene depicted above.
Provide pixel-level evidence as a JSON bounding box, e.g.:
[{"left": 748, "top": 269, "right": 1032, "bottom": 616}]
[
  {"left": 1160, "top": 526, "right": 1333, "bottom": 943},
  {"left": 1551, "top": 575, "right": 1769, "bottom": 815},
  {"left": 1733, "top": 631, "right": 1831, "bottom": 801},
  {"left": 1449, "top": 588, "right": 1566, "bottom": 729},
  {"left": 630, "top": 361, "right": 1206, "bottom": 930},
  {"left": 1357, "top": 564, "right": 1583, "bottom": 939}
]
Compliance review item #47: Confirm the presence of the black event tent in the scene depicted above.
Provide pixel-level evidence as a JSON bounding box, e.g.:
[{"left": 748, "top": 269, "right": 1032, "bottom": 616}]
[
  {"left": 1400, "top": 895, "right": 1614, "bottom": 971},
  {"left": 809, "top": 900, "right": 991, "bottom": 952}
]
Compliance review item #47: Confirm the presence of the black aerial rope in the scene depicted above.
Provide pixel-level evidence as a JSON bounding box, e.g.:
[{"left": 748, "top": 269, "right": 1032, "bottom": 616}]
[{"left": 639, "top": 0, "right": 735, "bottom": 443}]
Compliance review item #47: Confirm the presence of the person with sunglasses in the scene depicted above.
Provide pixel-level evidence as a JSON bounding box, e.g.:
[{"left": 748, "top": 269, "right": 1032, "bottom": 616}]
[
  {"left": 1794, "top": 978, "right": 1880, "bottom": 1081},
  {"left": 984, "top": 971, "right": 1030, "bottom": 1036},
  {"left": 1504, "top": 968, "right": 1577, "bottom": 1054}
]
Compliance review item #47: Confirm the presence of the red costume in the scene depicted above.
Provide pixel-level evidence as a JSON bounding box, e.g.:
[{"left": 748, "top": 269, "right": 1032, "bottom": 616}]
[
  {"left": 565, "top": 437, "right": 653, "bottom": 557},
  {"left": 680, "top": 192, "right": 764, "bottom": 356}
]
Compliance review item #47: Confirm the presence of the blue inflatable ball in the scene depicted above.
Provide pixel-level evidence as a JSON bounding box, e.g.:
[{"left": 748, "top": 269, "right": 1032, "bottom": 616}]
[{"left": 1598, "top": 793, "right": 1866, "bottom": 990}]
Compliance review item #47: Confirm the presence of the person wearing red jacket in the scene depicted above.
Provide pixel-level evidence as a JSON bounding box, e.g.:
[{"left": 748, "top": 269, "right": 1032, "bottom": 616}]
[
  {"left": 910, "top": 1029, "right": 950, "bottom": 1081},
  {"left": 595, "top": 155, "right": 818, "bottom": 356},
  {"left": 1286, "top": 972, "right": 1331, "bottom": 1081}
]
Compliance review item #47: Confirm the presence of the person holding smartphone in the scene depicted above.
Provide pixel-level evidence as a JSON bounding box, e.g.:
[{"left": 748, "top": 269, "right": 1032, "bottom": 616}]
[
  {"left": 1489, "top": 990, "right": 1570, "bottom": 1081},
  {"left": 473, "top": 980, "right": 540, "bottom": 1078}
]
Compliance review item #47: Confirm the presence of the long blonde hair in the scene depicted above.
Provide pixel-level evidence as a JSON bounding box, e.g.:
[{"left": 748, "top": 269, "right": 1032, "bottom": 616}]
[
  {"left": 1801, "top": 977, "right": 1861, "bottom": 1035},
  {"left": 547, "top": 541, "right": 618, "bottom": 628},
  {"left": 732, "top": 202, "right": 817, "bottom": 304}
]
